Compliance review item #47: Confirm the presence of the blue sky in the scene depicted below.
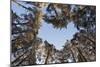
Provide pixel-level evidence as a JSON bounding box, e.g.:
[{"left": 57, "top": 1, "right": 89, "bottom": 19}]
[
  {"left": 12, "top": 2, "right": 78, "bottom": 50},
  {"left": 38, "top": 21, "right": 78, "bottom": 50}
]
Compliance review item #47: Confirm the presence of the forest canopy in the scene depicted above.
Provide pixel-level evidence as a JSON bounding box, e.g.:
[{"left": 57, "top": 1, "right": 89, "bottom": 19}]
[{"left": 11, "top": 0, "right": 96, "bottom": 66}]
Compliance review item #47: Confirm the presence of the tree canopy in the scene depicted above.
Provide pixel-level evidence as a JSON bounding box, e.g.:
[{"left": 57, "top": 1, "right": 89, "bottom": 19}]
[{"left": 11, "top": 1, "right": 96, "bottom": 66}]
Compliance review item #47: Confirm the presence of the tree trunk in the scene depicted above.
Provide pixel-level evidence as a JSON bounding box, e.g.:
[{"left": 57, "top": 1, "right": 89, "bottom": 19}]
[{"left": 77, "top": 47, "right": 87, "bottom": 62}]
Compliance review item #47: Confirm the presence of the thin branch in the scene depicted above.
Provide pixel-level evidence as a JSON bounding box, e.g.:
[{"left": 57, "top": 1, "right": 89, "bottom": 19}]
[{"left": 12, "top": 0, "right": 32, "bottom": 11}]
